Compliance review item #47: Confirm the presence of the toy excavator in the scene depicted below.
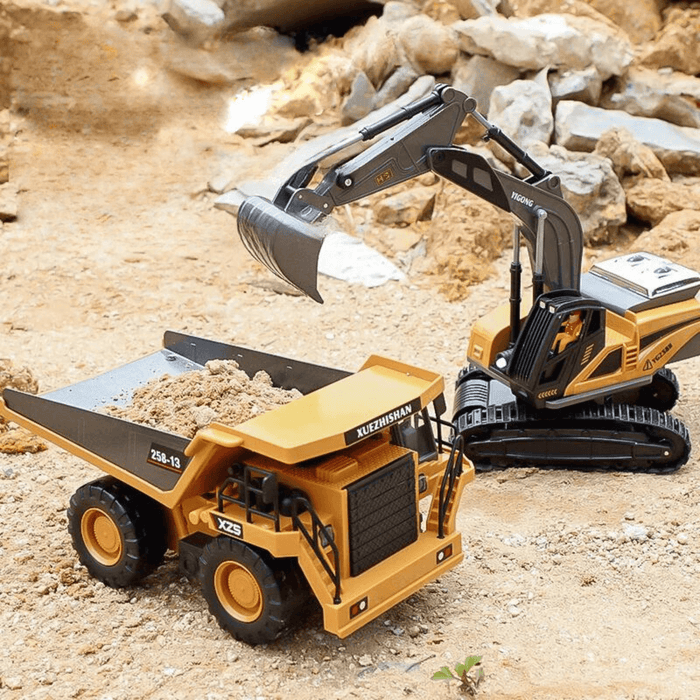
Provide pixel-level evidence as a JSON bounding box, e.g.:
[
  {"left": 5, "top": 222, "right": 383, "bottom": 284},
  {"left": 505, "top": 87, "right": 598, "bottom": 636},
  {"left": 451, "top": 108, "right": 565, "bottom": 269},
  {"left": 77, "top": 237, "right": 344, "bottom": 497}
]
[{"left": 232, "top": 84, "right": 700, "bottom": 473}]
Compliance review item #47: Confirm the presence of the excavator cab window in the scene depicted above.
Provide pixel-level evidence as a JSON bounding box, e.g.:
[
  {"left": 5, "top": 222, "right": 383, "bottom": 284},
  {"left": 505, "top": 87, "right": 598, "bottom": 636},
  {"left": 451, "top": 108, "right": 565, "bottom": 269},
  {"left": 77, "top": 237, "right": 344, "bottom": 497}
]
[
  {"left": 391, "top": 408, "right": 438, "bottom": 463},
  {"left": 551, "top": 310, "right": 585, "bottom": 356}
]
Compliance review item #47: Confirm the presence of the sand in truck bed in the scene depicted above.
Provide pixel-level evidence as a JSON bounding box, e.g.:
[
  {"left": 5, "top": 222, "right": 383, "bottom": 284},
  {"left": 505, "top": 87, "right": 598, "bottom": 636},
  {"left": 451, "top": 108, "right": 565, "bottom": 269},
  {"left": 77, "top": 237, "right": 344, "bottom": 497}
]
[{"left": 102, "top": 359, "right": 302, "bottom": 439}]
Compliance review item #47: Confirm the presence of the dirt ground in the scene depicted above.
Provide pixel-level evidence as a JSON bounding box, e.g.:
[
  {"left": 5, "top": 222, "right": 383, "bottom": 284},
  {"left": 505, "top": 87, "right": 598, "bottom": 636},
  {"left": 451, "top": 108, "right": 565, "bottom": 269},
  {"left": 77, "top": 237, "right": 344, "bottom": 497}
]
[{"left": 2, "top": 3, "right": 700, "bottom": 699}]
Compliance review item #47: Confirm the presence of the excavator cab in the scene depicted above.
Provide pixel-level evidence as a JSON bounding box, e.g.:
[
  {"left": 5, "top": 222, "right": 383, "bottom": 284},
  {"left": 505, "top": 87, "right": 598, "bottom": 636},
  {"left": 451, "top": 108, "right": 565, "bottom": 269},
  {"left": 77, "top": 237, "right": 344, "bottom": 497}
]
[{"left": 489, "top": 292, "right": 607, "bottom": 409}]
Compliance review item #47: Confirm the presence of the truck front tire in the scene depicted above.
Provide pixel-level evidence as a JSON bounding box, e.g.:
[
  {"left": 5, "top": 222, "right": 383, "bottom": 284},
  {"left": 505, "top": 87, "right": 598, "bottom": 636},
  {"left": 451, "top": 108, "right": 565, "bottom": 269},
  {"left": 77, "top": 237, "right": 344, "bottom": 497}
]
[
  {"left": 67, "top": 476, "right": 167, "bottom": 588},
  {"left": 200, "top": 536, "right": 307, "bottom": 645}
]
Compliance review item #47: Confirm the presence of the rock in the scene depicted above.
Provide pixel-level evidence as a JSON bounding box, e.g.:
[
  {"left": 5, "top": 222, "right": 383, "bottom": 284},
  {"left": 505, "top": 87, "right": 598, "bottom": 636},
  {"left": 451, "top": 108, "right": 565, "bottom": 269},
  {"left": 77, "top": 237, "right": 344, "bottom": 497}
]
[
  {"left": 161, "top": 0, "right": 225, "bottom": 45},
  {"left": 593, "top": 127, "right": 669, "bottom": 181},
  {"left": 604, "top": 67, "right": 700, "bottom": 130},
  {"left": 163, "top": 29, "right": 298, "bottom": 85},
  {"left": 373, "top": 65, "right": 420, "bottom": 111},
  {"left": 623, "top": 524, "right": 649, "bottom": 541},
  {"left": 397, "top": 14, "right": 460, "bottom": 76},
  {"left": 526, "top": 143, "right": 626, "bottom": 244},
  {"left": 454, "top": 13, "right": 632, "bottom": 79},
  {"left": 341, "top": 72, "right": 377, "bottom": 124},
  {"left": 373, "top": 185, "right": 437, "bottom": 225},
  {"left": 441, "top": 0, "right": 499, "bottom": 20},
  {"left": 236, "top": 116, "right": 312, "bottom": 145},
  {"left": 452, "top": 54, "right": 520, "bottom": 116},
  {"left": 318, "top": 231, "right": 405, "bottom": 288},
  {"left": 0, "top": 428, "right": 47, "bottom": 454},
  {"left": 0, "top": 359, "right": 39, "bottom": 394},
  {"left": 555, "top": 101, "right": 700, "bottom": 175},
  {"left": 628, "top": 210, "right": 700, "bottom": 272},
  {"left": 0, "top": 180, "right": 17, "bottom": 221},
  {"left": 343, "top": 15, "right": 402, "bottom": 89},
  {"left": 548, "top": 67, "right": 602, "bottom": 107},
  {"left": 638, "top": 7, "right": 700, "bottom": 75},
  {"left": 624, "top": 179, "right": 700, "bottom": 227},
  {"left": 584, "top": 0, "right": 664, "bottom": 45},
  {"left": 272, "top": 48, "right": 358, "bottom": 118},
  {"left": 488, "top": 69, "right": 553, "bottom": 159}
]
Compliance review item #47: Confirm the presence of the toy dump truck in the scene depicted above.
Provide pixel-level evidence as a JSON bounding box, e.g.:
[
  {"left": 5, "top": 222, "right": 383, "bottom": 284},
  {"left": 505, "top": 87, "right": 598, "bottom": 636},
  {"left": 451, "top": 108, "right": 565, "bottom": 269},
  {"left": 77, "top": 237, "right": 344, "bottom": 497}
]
[{"left": 0, "top": 331, "right": 472, "bottom": 644}]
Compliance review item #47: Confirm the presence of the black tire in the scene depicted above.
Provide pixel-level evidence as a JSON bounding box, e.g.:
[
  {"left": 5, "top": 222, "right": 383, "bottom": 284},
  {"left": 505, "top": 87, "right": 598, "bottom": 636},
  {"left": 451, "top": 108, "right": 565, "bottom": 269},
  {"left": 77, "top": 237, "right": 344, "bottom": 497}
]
[
  {"left": 67, "top": 476, "right": 167, "bottom": 588},
  {"left": 200, "top": 536, "right": 308, "bottom": 645}
]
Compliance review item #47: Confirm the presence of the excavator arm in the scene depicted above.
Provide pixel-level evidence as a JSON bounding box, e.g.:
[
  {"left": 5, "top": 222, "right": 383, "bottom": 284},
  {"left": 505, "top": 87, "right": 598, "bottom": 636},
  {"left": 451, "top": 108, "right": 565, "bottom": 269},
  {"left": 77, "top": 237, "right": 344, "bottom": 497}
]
[{"left": 236, "top": 84, "right": 583, "bottom": 302}]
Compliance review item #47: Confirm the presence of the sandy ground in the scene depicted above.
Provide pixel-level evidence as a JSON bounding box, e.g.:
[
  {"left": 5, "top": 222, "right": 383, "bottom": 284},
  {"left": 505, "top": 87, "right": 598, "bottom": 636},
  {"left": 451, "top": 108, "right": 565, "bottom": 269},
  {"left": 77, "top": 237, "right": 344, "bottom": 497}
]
[{"left": 2, "top": 4, "right": 700, "bottom": 699}]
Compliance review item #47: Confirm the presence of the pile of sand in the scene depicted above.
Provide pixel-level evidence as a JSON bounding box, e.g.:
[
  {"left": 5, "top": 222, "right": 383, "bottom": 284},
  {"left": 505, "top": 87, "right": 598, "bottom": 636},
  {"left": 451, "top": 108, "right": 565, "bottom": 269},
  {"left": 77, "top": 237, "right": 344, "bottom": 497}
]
[{"left": 103, "top": 359, "right": 302, "bottom": 438}]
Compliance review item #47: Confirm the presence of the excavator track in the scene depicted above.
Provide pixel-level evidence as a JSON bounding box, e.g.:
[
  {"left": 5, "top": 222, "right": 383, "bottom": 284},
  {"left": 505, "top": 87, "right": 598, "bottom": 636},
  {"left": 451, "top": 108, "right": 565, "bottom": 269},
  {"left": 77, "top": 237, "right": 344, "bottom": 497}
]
[{"left": 453, "top": 372, "right": 691, "bottom": 474}]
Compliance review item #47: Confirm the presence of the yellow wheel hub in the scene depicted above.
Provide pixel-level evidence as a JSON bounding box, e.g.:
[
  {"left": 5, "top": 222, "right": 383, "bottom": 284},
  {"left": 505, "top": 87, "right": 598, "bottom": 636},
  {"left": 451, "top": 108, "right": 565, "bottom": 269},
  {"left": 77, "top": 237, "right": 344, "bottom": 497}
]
[
  {"left": 81, "top": 508, "right": 123, "bottom": 566},
  {"left": 214, "top": 561, "right": 263, "bottom": 623}
]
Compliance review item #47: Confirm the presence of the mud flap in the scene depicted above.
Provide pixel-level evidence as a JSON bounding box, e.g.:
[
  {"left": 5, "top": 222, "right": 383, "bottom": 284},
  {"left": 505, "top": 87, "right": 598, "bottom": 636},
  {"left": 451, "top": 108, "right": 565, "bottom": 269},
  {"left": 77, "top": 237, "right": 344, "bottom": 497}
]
[{"left": 237, "top": 196, "right": 326, "bottom": 303}]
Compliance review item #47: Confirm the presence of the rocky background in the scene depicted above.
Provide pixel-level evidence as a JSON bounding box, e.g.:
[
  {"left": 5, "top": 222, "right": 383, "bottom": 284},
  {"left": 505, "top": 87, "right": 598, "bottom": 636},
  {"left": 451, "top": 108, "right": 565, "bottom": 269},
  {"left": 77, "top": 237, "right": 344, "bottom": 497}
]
[{"left": 2, "top": 1, "right": 700, "bottom": 699}]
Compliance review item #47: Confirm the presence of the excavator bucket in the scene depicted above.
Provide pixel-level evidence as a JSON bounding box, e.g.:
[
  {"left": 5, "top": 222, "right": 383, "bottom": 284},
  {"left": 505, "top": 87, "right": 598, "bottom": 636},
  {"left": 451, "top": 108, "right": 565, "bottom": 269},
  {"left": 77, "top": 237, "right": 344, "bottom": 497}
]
[{"left": 237, "top": 196, "right": 325, "bottom": 303}]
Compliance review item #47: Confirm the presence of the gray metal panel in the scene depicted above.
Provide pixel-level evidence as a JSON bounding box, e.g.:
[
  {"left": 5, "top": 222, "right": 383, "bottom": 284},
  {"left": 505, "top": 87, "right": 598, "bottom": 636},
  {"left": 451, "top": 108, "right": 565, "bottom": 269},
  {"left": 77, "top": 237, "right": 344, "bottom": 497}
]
[
  {"left": 3, "top": 389, "right": 187, "bottom": 490},
  {"left": 163, "top": 331, "right": 351, "bottom": 394},
  {"left": 43, "top": 350, "right": 201, "bottom": 411}
]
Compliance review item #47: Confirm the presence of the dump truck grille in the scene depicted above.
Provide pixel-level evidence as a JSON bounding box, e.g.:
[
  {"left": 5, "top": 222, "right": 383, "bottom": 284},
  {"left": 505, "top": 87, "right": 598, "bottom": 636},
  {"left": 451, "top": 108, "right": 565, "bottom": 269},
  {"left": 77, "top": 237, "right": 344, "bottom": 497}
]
[{"left": 346, "top": 453, "right": 418, "bottom": 577}]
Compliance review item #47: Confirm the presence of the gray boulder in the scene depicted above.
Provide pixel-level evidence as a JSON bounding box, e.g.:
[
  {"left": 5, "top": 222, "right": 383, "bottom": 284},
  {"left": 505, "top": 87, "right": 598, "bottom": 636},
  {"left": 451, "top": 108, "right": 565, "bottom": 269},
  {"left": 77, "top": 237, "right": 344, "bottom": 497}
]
[
  {"left": 454, "top": 13, "right": 632, "bottom": 80},
  {"left": 488, "top": 69, "right": 553, "bottom": 159},
  {"left": 605, "top": 67, "right": 700, "bottom": 130},
  {"left": 527, "top": 143, "right": 626, "bottom": 244},
  {"left": 452, "top": 55, "right": 520, "bottom": 116},
  {"left": 162, "top": 0, "right": 225, "bottom": 45},
  {"left": 556, "top": 101, "right": 700, "bottom": 175}
]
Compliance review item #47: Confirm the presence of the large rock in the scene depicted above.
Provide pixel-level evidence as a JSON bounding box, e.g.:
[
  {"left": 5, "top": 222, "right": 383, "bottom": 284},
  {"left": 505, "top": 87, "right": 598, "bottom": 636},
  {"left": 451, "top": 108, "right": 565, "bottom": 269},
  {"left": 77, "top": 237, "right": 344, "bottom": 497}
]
[
  {"left": 162, "top": 0, "right": 225, "bottom": 45},
  {"left": 527, "top": 143, "right": 626, "bottom": 244},
  {"left": 555, "top": 101, "right": 700, "bottom": 175},
  {"left": 548, "top": 67, "right": 602, "bottom": 107},
  {"left": 439, "top": 0, "right": 499, "bottom": 20},
  {"left": 639, "top": 7, "right": 700, "bottom": 75},
  {"left": 628, "top": 210, "right": 700, "bottom": 272},
  {"left": 593, "top": 128, "right": 668, "bottom": 181},
  {"left": 341, "top": 71, "right": 377, "bottom": 124},
  {"left": 511, "top": 0, "right": 665, "bottom": 43},
  {"left": 373, "top": 65, "right": 420, "bottom": 111},
  {"left": 624, "top": 179, "right": 700, "bottom": 227},
  {"left": 452, "top": 54, "right": 520, "bottom": 115},
  {"left": 397, "top": 14, "right": 460, "bottom": 75},
  {"left": 604, "top": 67, "right": 700, "bottom": 130},
  {"left": 373, "top": 185, "right": 437, "bottom": 225},
  {"left": 454, "top": 13, "right": 633, "bottom": 79},
  {"left": 488, "top": 69, "right": 553, "bottom": 157},
  {"left": 343, "top": 15, "right": 402, "bottom": 88}
]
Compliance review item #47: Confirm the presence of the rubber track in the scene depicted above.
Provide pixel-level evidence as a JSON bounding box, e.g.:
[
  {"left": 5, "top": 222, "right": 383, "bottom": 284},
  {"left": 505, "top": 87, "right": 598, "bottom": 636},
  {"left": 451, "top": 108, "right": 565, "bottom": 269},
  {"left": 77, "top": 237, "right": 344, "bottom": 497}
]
[{"left": 455, "top": 400, "right": 691, "bottom": 474}]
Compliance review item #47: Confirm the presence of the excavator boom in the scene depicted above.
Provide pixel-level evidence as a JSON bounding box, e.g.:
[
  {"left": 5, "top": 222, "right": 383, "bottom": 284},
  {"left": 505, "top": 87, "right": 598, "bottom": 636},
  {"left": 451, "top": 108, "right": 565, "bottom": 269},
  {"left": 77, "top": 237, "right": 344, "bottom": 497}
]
[{"left": 234, "top": 84, "right": 583, "bottom": 301}]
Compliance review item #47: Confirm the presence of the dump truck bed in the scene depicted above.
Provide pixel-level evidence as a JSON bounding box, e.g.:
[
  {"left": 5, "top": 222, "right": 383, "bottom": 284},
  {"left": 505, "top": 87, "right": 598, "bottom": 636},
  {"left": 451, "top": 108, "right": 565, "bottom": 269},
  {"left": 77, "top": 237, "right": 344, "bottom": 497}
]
[
  {"left": 0, "top": 332, "right": 350, "bottom": 491},
  {"left": 0, "top": 331, "right": 446, "bottom": 484}
]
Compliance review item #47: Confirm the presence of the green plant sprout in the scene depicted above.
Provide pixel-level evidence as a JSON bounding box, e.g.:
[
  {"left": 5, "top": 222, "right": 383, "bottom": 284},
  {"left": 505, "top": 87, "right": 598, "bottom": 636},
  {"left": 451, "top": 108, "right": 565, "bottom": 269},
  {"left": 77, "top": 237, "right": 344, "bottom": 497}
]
[{"left": 431, "top": 655, "right": 484, "bottom": 696}]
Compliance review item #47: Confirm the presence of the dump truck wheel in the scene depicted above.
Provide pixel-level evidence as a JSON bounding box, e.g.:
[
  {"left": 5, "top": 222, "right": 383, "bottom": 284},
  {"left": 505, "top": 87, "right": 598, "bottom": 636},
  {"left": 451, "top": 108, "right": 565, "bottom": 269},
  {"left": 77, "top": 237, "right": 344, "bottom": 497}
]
[
  {"left": 67, "top": 477, "right": 167, "bottom": 588},
  {"left": 200, "top": 536, "right": 307, "bottom": 645}
]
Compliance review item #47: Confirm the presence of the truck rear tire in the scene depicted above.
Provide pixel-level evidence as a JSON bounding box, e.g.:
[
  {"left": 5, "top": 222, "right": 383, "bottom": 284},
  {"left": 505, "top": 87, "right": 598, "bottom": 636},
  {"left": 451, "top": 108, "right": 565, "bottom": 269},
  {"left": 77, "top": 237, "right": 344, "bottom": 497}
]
[
  {"left": 200, "top": 536, "right": 307, "bottom": 645},
  {"left": 67, "top": 476, "right": 167, "bottom": 588}
]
